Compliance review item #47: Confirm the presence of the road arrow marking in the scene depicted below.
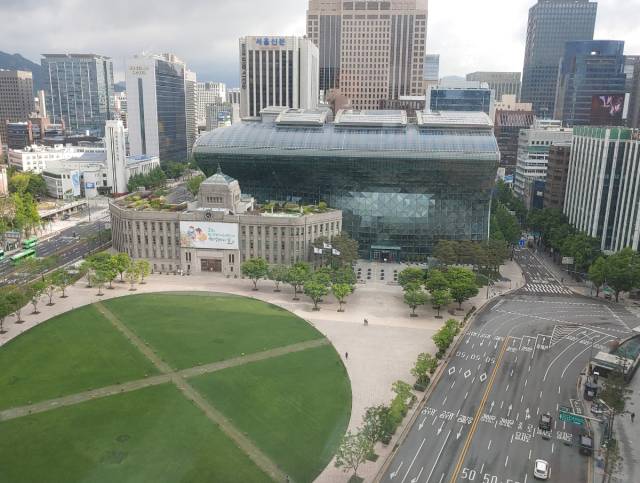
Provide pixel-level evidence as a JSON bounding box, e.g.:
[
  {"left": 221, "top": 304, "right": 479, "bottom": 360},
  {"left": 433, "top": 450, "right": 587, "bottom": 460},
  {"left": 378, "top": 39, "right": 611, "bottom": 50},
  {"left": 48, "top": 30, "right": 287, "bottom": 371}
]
[
  {"left": 410, "top": 467, "right": 424, "bottom": 483},
  {"left": 390, "top": 461, "right": 403, "bottom": 479},
  {"left": 437, "top": 420, "right": 445, "bottom": 435},
  {"left": 507, "top": 404, "right": 513, "bottom": 417},
  {"left": 456, "top": 425, "right": 464, "bottom": 440},
  {"left": 525, "top": 408, "right": 530, "bottom": 420},
  {"left": 426, "top": 430, "right": 451, "bottom": 483},
  {"left": 419, "top": 417, "right": 426, "bottom": 430},
  {"left": 489, "top": 401, "right": 495, "bottom": 413}
]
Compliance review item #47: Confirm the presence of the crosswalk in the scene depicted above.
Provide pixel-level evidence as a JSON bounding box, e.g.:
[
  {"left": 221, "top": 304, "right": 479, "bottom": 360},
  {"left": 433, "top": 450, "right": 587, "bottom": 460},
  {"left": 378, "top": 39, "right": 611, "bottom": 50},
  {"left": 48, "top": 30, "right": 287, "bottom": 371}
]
[{"left": 521, "top": 283, "right": 573, "bottom": 295}]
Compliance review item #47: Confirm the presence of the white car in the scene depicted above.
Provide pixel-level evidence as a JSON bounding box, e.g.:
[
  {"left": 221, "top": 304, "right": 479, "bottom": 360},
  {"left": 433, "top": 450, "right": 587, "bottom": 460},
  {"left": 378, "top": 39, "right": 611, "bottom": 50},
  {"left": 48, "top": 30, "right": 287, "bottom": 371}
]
[{"left": 534, "top": 459, "right": 550, "bottom": 480}]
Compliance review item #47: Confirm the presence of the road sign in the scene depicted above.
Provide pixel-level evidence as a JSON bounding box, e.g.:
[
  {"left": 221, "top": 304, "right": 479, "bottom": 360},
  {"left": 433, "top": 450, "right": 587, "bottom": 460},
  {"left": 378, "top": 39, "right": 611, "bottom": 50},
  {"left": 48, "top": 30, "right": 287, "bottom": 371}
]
[
  {"left": 559, "top": 408, "right": 585, "bottom": 425},
  {"left": 562, "top": 257, "right": 574, "bottom": 265},
  {"left": 519, "top": 239, "right": 526, "bottom": 248}
]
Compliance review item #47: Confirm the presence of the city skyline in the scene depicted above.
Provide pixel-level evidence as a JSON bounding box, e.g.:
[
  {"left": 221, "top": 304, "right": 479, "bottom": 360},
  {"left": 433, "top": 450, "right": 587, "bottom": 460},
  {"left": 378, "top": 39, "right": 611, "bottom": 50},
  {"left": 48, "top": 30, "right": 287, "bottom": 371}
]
[{"left": 1, "top": 0, "right": 638, "bottom": 87}]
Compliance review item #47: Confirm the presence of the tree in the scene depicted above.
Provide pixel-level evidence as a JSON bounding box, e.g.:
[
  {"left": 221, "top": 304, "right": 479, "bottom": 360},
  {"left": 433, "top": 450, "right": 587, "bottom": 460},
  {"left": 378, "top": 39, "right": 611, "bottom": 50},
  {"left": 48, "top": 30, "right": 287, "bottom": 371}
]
[
  {"left": 26, "top": 280, "right": 46, "bottom": 314},
  {"left": 267, "top": 264, "right": 288, "bottom": 292},
  {"left": 125, "top": 264, "right": 140, "bottom": 291},
  {"left": 333, "top": 266, "right": 357, "bottom": 286},
  {"left": 605, "top": 248, "right": 638, "bottom": 302},
  {"left": 187, "top": 174, "right": 206, "bottom": 196},
  {"left": 600, "top": 366, "right": 632, "bottom": 416},
  {"left": 361, "top": 405, "right": 392, "bottom": 445},
  {"left": 312, "top": 267, "right": 333, "bottom": 288},
  {"left": 126, "top": 166, "right": 167, "bottom": 192},
  {"left": 431, "top": 289, "right": 452, "bottom": 318},
  {"left": 490, "top": 202, "right": 521, "bottom": 244},
  {"left": 561, "top": 233, "right": 601, "bottom": 272},
  {"left": 313, "top": 232, "right": 359, "bottom": 267},
  {"left": 334, "top": 429, "right": 373, "bottom": 479},
  {"left": 433, "top": 240, "right": 459, "bottom": 266},
  {"left": 44, "top": 275, "right": 57, "bottom": 305},
  {"left": 446, "top": 267, "right": 479, "bottom": 309},
  {"left": 398, "top": 267, "right": 426, "bottom": 291},
  {"left": 392, "top": 380, "right": 416, "bottom": 406},
  {"left": 332, "top": 283, "right": 352, "bottom": 312},
  {"left": 112, "top": 253, "right": 131, "bottom": 282},
  {"left": 12, "top": 192, "right": 40, "bottom": 237},
  {"left": 0, "top": 290, "right": 12, "bottom": 333},
  {"left": 604, "top": 438, "right": 623, "bottom": 483},
  {"left": 7, "top": 287, "right": 28, "bottom": 323},
  {"left": 161, "top": 161, "right": 188, "bottom": 179},
  {"left": 588, "top": 256, "right": 607, "bottom": 297},
  {"left": 136, "top": 260, "right": 151, "bottom": 284},
  {"left": 79, "top": 260, "right": 94, "bottom": 287},
  {"left": 92, "top": 270, "right": 107, "bottom": 296},
  {"left": 304, "top": 280, "right": 329, "bottom": 311},
  {"left": 404, "top": 288, "right": 427, "bottom": 317},
  {"left": 426, "top": 269, "right": 449, "bottom": 292},
  {"left": 286, "top": 262, "right": 311, "bottom": 300},
  {"left": 241, "top": 258, "right": 269, "bottom": 290},
  {"left": 52, "top": 268, "right": 73, "bottom": 298},
  {"left": 411, "top": 352, "right": 438, "bottom": 385}
]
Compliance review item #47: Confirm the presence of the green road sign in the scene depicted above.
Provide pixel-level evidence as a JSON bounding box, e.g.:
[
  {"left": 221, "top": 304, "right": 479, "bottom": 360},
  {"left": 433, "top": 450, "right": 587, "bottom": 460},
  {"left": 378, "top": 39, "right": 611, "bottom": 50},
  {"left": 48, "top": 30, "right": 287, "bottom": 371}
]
[{"left": 559, "top": 409, "right": 585, "bottom": 425}]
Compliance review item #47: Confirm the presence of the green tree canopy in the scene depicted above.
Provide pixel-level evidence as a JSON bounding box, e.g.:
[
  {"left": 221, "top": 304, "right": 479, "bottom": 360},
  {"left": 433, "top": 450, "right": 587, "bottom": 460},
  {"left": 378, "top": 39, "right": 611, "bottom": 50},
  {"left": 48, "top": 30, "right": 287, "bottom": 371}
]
[
  {"left": 334, "top": 429, "right": 373, "bottom": 478},
  {"left": 398, "top": 267, "right": 426, "bottom": 291},
  {"left": 303, "top": 280, "right": 329, "bottom": 310},
  {"left": 588, "top": 256, "right": 607, "bottom": 297},
  {"left": 332, "top": 283, "right": 353, "bottom": 312},
  {"left": 286, "top": 262, "right": 311, "bottom": 300},
  {"left": 404, "top": 288, "right": 428, "bottom": 316},
  {"left": 267, "top": 264, "right": 289, "bottom": 292},
  {"left": 446, "top": 267, "right": 479, "bottom": 308},
  {"left": 187, "top": 174, "right": 206, "bottom": 196},
  {"left": 431, "top": 289, "right": 452, "bottom": 318},
  {"left": 426, "top": 269, "right": 449, "bottom": 293},
  {"left": 241, "top": 258, "right": 269, "bottom": 290},
  {"left": 433, "top": 240, "right": 459, "bottom": 266}
]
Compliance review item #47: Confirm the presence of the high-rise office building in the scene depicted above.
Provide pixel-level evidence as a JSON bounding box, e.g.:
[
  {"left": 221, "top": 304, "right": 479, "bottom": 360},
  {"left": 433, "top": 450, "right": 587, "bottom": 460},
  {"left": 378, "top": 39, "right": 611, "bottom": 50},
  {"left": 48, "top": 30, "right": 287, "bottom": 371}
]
[
  {"left": 514, "top": 119, "right": 572, "bottom": 198},
  {"left": 239, "top": 36, "right": 319, "bottom": 118},
  {"left": 544, "top": 144, "right": 571, "bottom": 211},
  {"left": 226, "top": 88, "right": 241, "bottom": 105},
  {"left": 196, "top": 82, "right": 226, "bottom": 127},
  {"left": 113, "top": 92, "right": 127, "bottom": 128},
  {"left": 0, "top": 70, "right": 35, "bottom": 147},
  {"left": 126, "top": 53, "right": 189, "bottom": 163},
  {"left": 185, "top": 70, "right": 198, "bottom": 157},
  {"left": 105, "top": 120, "right": 127, "bottom": 194},
  {"left": 307, "top": 0, "right": 428, "bottom": 110},
  {"left": 555, "top": 40, "right": 626, "bottom": 127},
  {"left": 564, "top": 127, "right": 640, "bottom": 252},
  {"left": 494, "top": 110, "right": 535, "bottom": 171},
  {"left": 466, "top": 72, "right": 521, "bottom": 102},
  {"left": 423, "top": 54, "right": 439, "bottom": 88},
  {"left": 520, "top": 0, "right": 597, "bottom": 118},
  {"left": 630, "top": 62, "right": 640, "bottom": 129},
  {"left": 41, "top": 54, "right": 114, "bottom": 136}
]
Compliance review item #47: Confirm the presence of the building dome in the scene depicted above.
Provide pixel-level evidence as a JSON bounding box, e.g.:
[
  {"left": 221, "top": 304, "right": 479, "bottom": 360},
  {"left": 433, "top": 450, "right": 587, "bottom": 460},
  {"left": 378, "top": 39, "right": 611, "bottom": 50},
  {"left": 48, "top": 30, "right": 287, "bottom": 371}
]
[{"left": 201, "top": 164, "right": 236, "bottom": 186}]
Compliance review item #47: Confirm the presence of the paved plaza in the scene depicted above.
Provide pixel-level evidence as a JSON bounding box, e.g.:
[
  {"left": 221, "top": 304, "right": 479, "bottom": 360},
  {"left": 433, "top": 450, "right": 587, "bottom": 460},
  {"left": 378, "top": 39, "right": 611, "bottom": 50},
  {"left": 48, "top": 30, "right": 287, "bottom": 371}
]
[{"left": 0, "top": 260, "right": 524, "bottom": 482}]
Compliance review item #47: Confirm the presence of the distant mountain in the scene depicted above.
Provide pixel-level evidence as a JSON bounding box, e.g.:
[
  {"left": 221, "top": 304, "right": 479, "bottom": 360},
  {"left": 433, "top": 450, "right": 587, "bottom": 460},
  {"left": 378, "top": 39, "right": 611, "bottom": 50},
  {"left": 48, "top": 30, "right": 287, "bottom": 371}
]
[{"left": 0, "top": 51, "right": 44, "bottom": 92}]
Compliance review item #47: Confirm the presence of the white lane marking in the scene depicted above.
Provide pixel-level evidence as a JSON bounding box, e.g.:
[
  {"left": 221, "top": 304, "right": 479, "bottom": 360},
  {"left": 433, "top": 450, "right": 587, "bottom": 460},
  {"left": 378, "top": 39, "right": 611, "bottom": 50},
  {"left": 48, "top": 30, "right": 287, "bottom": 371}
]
[
  {"left": 438, "top": 473, "right": 445, "bottom": 483},
  {"left": 442, "top": 396, "right": 447, "bottom": 406},
  {"left": 505, "top": 384, "right": 509, "bottom": 392},
  {"left": 390, "top": 461, "right": 403, "bottom": 479},
  {"left": 543, "top": 331, "right": 591, "bottom": 381},
  {"left": 505, "top": 455, "right": 509, "bottom": 467},
  {"left": 540, "top": 391, "right": 543, "bottom": 399},
  {"left": 521, "top": 394, "right": 524, "bottom": 403},
  {"left": 425, "top": 430, "right": 451, "bottom": 483},
  {"left": 437, "top": 420, "right": 445, "bottom": 435},
  {"left": 558, "top": 385, "right": 561, "bottom": 394},
  {"left": 401, "top": 438, "right": 425, "bottom": 483},
  {"left": 528, "top": 449, "right": 532, "bottom": 460},
  {"left": 488, "top": 439, "right": 492, "bottom": 450},
  {"left": 560, "top": 335, "right": 610, "bottom": 379},
  {"left": 552, "top": 442, "right": 555, "bottom": 454},
  {"left": 480, "top": 463, "right": 485, "bottom": 474},
  {"left": 464, "top": 392, "right": 469, "bottom": 400},
  {"left": 524, "top": 378, "right": 528, "bottom": 387},
  {"left": 410, "top": 466, "right": 423, "bottom": 483}
]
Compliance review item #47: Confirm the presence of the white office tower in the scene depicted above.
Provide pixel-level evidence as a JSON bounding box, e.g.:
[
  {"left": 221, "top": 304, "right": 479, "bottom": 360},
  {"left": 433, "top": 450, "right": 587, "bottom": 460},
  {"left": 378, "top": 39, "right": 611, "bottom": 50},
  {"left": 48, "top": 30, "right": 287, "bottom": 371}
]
[
  {"left": 239, "top": 36, "right": 319, "bottom": 118},
  {"left": 105, "top": 120, "right": 127, "bottom": 194},
  {"left": 185, "top": 70, "right": 198, "bottom": 157},
  {"left": 126, "top": 53, "right": 189, "bottom": 162},
  {"left": 196, "top": 82, "right": 227, "bottom": 126}
]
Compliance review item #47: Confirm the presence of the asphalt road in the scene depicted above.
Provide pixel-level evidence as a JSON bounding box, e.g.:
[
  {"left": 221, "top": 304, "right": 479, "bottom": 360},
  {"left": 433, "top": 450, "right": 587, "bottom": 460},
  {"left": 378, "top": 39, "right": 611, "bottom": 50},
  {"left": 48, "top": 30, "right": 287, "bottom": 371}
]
[
  {"left": 382, "top": 249, "right": 635, "bottom": 483},
  {"left": 0, "top": 215, "right": 110, "bottom": 287}
]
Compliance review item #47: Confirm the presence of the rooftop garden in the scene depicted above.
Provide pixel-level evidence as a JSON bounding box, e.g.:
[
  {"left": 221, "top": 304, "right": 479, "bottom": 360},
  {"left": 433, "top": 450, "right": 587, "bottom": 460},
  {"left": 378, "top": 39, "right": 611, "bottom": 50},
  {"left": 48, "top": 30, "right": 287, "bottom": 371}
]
[
  {"left": 119, "top": 193, "right": 185, "bottom": 212},
  {"left": 257, "top": 201, "right": 332, "bottom": 216}
]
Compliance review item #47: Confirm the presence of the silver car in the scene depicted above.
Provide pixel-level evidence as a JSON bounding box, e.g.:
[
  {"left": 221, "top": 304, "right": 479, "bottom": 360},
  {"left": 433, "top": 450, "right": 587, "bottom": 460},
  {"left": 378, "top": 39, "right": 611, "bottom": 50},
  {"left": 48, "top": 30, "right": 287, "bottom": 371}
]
[{"left": 534, "top": 459, "right": 550, "bottom": 480}]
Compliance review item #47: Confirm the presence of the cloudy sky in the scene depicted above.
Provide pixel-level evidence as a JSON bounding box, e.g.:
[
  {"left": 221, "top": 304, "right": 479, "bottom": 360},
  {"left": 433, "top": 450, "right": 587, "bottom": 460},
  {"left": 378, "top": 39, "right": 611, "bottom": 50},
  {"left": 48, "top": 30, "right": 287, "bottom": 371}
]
[{"left": 2, "top": 0, "right": 639, "bottom": 86}]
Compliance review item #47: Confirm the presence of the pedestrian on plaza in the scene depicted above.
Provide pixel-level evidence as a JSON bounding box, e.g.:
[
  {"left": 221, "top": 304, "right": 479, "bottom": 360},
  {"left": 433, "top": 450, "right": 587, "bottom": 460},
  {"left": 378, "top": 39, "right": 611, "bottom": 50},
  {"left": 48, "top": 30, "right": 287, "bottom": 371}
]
[
  {"left": 632, "top": 412, "right": 635, "bottom": 423},
  {"left": 345, "top": 352, "right": 349, "bottom": 360},
  {"left": 364, "top": 318, "right": 368, "bottom": 326}
]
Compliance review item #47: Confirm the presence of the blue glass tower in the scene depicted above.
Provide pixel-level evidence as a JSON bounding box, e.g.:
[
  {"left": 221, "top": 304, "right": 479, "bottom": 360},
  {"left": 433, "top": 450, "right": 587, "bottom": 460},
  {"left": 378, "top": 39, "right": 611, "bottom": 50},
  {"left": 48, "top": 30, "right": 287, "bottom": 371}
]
[{"left": 555, "top": 40, "right": 626, "bottom": 127}]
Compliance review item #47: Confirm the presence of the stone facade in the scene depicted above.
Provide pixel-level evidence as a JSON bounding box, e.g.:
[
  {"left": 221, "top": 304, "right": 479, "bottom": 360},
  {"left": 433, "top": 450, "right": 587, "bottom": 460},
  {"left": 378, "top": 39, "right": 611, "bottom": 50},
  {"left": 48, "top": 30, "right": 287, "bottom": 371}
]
[{"left": 110, "top": 168, "right": 342, "bottom": 276}]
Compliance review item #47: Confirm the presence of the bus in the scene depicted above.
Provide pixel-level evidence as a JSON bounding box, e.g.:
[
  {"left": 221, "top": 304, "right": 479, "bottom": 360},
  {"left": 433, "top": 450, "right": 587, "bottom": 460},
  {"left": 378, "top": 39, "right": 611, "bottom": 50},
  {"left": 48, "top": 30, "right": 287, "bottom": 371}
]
[
  {"left": 10, "top": 249, "right": 36, "bottom": 265},
  {"left": 22, "top": 236, "right": 38, "bottom": 249}
]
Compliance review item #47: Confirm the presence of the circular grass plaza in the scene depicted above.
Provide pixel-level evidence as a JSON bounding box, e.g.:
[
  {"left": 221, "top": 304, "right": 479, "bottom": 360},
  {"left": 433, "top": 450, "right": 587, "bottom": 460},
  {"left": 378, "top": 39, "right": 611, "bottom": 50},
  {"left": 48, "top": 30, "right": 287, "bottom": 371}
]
[{"left": 0, "top": 293, "right": 352, "bottom": 483}]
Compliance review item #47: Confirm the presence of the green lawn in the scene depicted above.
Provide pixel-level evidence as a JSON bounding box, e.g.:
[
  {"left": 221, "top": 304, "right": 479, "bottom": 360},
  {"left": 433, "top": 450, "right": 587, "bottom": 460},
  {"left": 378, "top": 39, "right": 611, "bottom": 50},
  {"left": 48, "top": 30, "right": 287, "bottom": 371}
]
[
  {"left": 190, "top": 345, "right": 352, "bottom": 482},
  {"left": 0, "top": 383, "right": 272, "bottom": 483},
  {"left": 0, "top": 304, "right": 157, "bottom": 411},
  {"left": 103, "top": 293, "right": 324, "bottom": 369}
]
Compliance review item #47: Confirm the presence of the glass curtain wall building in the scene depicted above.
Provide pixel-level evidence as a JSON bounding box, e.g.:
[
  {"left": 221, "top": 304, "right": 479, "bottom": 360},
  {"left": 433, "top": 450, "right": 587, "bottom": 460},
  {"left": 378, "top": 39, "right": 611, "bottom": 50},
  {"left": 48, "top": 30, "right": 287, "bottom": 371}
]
[
  {"left": 193, "top": 109, "right": 499, "bottom": 260},
  {"left": 41, "top": 54, "right": 114, "bottom": 136},
  {"left": 555, "top": 40, "right": 626, "bottom": 127},
  {"left": 520, "top": 0, "right": 597, "bottom": 118}
]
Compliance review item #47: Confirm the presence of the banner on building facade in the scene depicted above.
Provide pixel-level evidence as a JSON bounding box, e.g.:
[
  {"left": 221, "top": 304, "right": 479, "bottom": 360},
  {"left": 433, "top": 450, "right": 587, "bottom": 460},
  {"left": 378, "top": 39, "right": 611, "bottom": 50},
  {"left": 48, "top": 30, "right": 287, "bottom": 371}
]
[{"left": 179, "top": 221, "right": 239, "bottom": 250}]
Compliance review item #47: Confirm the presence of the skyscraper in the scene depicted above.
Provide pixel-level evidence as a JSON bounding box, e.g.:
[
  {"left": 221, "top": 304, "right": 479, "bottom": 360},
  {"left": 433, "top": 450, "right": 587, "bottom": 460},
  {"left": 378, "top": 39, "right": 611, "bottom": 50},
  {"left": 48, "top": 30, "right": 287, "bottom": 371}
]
[
  {"left": 105, "top": 120, "right": 127, "bottom": 194},
  {"left": 196, "top": 82, "right": 227, "bottom": 127},
  {"left": 466, "top": 72, "right": 521, "bottom": 102},
  {"left": 0, "top": 70, "right": 34, "bottom": 146},
  {"left": 520, "top": 0, "right": 597, "bottom": 118},
  {"left": 555, "top": 40, "right": 626, "bottom": 127},
  {"left": 239, "top": 36, "right": 319, "bottom": 118},
  {"left": 126, "top": 53, "right": 188, "bottom": 163},
  {"left": 185, "top": 70, "right": 198, "bottom": 157},
  {"left": 41, "top": 54, "right": 114, "bottom": 136},
  {"left": 307, "top": 0, "right": 428, "bottom": 110}
]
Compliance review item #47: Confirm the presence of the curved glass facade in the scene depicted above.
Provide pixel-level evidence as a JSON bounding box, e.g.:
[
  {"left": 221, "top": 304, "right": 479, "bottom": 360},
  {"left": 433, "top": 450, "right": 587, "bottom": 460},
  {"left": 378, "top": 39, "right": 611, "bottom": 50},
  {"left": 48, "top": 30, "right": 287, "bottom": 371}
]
[{"left": 193, "top": 119, "right": 499, "bottom": 259}]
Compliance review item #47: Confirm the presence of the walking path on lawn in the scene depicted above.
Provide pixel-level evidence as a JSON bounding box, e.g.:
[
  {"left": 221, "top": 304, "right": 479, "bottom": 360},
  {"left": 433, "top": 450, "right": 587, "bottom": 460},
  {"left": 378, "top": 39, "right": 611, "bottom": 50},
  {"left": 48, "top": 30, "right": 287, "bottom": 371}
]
[{"left": 0, "top": 260, "right": 525, "bottom": 482}]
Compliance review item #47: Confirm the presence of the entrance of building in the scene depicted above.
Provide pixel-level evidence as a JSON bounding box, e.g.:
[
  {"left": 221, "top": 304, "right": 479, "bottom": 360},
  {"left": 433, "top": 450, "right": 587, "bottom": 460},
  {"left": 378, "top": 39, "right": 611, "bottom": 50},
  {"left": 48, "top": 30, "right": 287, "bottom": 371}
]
[
  {"left": 370, "top": 245, "right": 401, "bottom": 263},
  {"left": 201, "top": 258, "right": 222, "bottom": 272}
]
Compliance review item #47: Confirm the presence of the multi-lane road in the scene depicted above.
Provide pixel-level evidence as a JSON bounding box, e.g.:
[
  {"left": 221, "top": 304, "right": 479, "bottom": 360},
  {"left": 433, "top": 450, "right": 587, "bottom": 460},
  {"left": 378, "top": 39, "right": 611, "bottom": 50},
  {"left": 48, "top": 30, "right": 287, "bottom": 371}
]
[
  {"left": 382, "top": 249, "right": 636, "bottom": 483},
  {"left": 0, "top": 215, "right": 110, "bottom": 287}
]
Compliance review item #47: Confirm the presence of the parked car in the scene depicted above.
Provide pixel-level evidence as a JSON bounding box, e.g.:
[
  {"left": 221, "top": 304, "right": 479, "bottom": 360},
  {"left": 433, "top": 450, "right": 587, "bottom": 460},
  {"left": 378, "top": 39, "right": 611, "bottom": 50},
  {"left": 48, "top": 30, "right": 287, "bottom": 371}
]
[{"left": 534, "top": 459, "right": 550, "bottom": 480}]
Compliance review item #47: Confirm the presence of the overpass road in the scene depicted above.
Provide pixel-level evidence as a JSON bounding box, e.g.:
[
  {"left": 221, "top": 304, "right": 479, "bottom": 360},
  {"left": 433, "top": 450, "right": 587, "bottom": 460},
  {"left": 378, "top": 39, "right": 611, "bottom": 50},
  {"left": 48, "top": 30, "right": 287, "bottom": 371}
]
[{"left": 381, "top": 249, "right": 636, "bottom": 483}]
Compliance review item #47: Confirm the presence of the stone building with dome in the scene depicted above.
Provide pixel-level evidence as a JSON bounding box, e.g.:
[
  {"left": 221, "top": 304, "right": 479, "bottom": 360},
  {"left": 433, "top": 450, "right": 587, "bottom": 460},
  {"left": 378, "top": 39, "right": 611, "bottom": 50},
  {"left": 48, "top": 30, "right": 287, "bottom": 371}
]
[{"left": 109, "top": 167, "right": 342, "bottom": 275}]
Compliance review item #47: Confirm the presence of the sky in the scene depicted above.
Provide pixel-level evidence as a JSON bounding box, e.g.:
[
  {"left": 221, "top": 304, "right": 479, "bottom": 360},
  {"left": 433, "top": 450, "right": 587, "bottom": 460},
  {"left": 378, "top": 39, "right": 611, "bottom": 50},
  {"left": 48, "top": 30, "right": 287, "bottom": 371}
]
[{"left": 1, "top": 0, "right": 639, "bottom": 87}]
